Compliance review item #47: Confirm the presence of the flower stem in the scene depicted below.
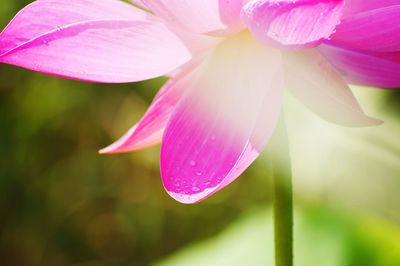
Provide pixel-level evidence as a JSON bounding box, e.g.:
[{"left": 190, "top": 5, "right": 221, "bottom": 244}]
[{"left": 271, "top": 117, "right": 293, "bottom": 266}]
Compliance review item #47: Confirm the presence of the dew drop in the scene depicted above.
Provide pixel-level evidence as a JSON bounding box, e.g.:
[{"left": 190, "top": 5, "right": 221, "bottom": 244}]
[
  {"left": 192, "top": 186, "right": 200, "bottom": 192},
  {"left": 195, "top": 171, "right": 202, "bottom": 176},
  {"left": 189, "top": 160, "right": 196, "bottom": 166}
]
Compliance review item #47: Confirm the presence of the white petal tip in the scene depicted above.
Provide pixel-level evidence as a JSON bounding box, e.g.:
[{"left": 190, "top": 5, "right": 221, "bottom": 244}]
[
  {"left": 98, "top": 144, "right": 123, "bottom": 154},
  {"left": 98, "top": 141, "right": 138, "bottom": 154},
  {"left": 166, "top": 189, "right": 216, "bottom": 204},
  {"left": 365, "top": 117, "right": 384, "bottom": 127}
]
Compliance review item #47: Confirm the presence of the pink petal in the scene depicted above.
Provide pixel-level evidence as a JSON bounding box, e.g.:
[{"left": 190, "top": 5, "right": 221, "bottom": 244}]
[
  {"left": 100, "top": 81, "right": 180, "bottom": 154},
  {"left": 0, "top": 0, "right": 191, "bottom": 83},
  {"left": 100, "top": 64, "right": 197, "bottom": 154},
  {"left": 218, "top": 0, "right": 247, "bottom": 33},
  {"left": 343, "top": 0, "right": 400, "bottom": 16},
  {"left": 319, "top": 44, "right": 400, "bottom": 88},
  {"left": 242, "top": 0, "right": 345, "bottom": 49},
  {"left": 139, "top": 0, "right": 245, "bottom": 35},
  {"left": 168, "top": 29, "right": 223, "bottom": 58},
  {"left": 331, "top": 6, "right": 400, "bottom": 52},
  {"left": 284, "top": 49, "right": 382, "bottom": 126},
  {"left": 160, "top": 33, "right": 283, "bottom": 203},
  {"left": 0, "top": 0, "right": 145, "bottom": 54}
]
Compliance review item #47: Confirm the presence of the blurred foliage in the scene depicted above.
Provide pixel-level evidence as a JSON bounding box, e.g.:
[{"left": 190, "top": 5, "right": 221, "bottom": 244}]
[
  {"left": 1, "top": 1, "right": 400, "bottom": 266},
  {"left": 157, "top": 207, "right": 400, "bottom": 266}
]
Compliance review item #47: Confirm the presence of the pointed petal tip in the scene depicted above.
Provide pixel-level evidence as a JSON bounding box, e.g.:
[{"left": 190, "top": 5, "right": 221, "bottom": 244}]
[
  {"left": 99, "top": 70, "right": 190, "bottom": 156},
  {"left": 99, "top": 126, "right": 140, "bottom": 155},
  {"left": 166, "top": 190, "right": 211, "bottom": 204},
  {"left": 162, "top": 169, "right": 225, "bottom": 204},
  {"left": 327, "top": 114, "right": 383, "bottom": 127},
  {"left": 358, "top": 116, "right": 384, "bottom": 127},
  {"left": 374, "top": 119, "right": 384, "bottom": 126},
  {"left": 317, "top": 112, "right": 383, "bottom": 128},
  {"left": 284, "top": 49, "right": 386, "bottom": 128},
  {"left": 160, "top": 155, "right": 224, "bottom": 204},
  {"left": 98, "top": 147, "right": 112, "bottom": 155},
  {"left": 98, "top": 145, "right": 135, "bottom": 155},
  {"left": 98, "top": 127, "right": 155, "bottom": 155},
  {"left": 98, "top": 144, "right": 128, "bottom": 155},
  {"left": 98, "top": 137, "right": 154, "bottom": 155}
]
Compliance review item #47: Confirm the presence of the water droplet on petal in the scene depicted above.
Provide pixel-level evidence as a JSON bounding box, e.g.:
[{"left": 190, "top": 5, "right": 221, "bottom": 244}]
[
  {"left": 189, "top": 160, "right": 196, "bottom": 166},
  {"left": 192, "top": 186, "right": 200, "bottom": 192}
]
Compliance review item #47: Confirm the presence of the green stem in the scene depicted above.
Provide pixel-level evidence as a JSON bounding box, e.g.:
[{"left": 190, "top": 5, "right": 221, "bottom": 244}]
[{"left": 271, "top": 117, "right": 293, "bottom": 266}]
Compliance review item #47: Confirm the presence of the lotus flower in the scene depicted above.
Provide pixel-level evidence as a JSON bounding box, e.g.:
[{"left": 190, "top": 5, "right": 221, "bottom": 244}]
[{"left": 1, "top": 0, "right": 399, "bottom": 203}]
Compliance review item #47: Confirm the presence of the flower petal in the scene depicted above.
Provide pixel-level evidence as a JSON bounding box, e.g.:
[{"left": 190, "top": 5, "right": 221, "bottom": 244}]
[
  {"left": 319, "top": 44, "right": 400, "bottom": 88},
  {"left": 139, "top": 0, "right": 245, "bottom": 35},
  {"left": 160, "top": 33, "right": 283, "bottom": 203},
  {"left": 0, "top": 0, "right": 191, "bottom": 83},
  {"left": 0, "top": 0, "right": 145, "bottom": 54},
  {"left": 99, "top": 64, "right": 198, "bottom": 154},
  {"left": 284, "top": 49, "right": 382, "bottom": 126},
  {"left": 100, "top": 80, "right": 180, "bottom": 154},
  {"left": 242, "top": 0, "right": 345, "bottom": 49},
  {"left": 343, "top": 0, "right": 400, "bottom": 15},
  {"left": 331, "top": 6, "right": 400, "bottom": 52}
]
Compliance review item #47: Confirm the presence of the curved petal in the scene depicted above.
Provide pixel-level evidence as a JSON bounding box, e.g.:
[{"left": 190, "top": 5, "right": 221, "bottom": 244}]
[
  {"left": 343, "top": 0, "right": 400, "bottom": 16},
  {"left": 242, "top": 0, "right": 345, "bottom": 49},
  {"left": 331, "top": 6, "right": 400, "bottom": 52},
  {"left": 0, "top": 0, "right": 191, "bottom": 83},
  {"left": 139, "top": 0, "right": 245, "bottom": 35},
  {"left": 284, "top": 49, "right": 382, "bottom": 126},
  {"left": 0, "top": 0, "right": 145, "bottom": 54},
  {"left": 218, "top": 0, "right": 247, "bottom": 33},
  {"left": 160, "top": 33, "right": 283, "bottom": 203},
  {"left": 319, "top": 44, "right": 400, "bottom": 88},
  {"left": 100, "top": 63, "right": 198, "bottom": 154}
]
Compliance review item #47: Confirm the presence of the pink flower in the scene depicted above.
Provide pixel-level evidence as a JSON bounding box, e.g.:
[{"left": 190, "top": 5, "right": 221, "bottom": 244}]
[{"left": 1, "top": 0, "right": 399, "bottom": 203}]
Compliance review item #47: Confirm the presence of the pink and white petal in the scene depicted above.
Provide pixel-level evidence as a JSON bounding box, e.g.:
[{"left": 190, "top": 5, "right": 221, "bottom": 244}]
[
  {"left": 218, "top": 0, "right": 247, "bottom": 33},
  {"left": 171, "top": 29, "right": 223, "bottom": 58},
  {"left": 160, "top": 33, "right": 284, "bottom": 203},
  {"left": 242, "top": 0, "right": 345, "bottom": 49},
  {"left": 99, "top": 63, "right": 198, "bottom": 154},
  {"left": 139, "top": 0, "right": 245, "bottom": 35},
  {"left": 331, "top": 6, "right": 400, "bottom": 52},
  {"left": 0, "top": 0, "right": 146, "bottom": 54},
  {"left": 319, "top": 44, "right": 400, "bottom": 88},
  {"left": 343, "top": 0, "right": 400, "bottom": 16},
  {"left": 284, "top": 49, "right": 381, "bottom": 127},
  {"left": 0, "top": 0, "right": 191, "bottom": 83}
]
